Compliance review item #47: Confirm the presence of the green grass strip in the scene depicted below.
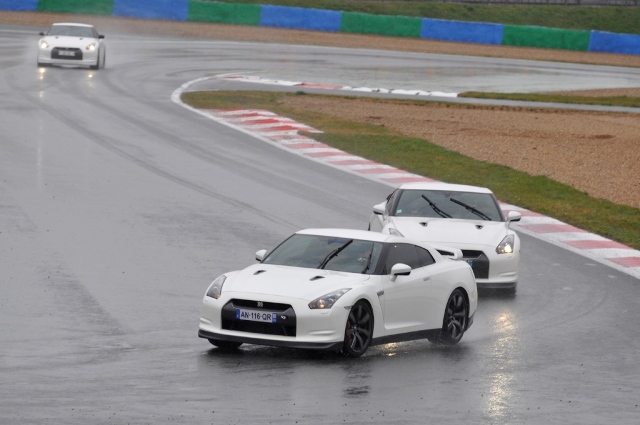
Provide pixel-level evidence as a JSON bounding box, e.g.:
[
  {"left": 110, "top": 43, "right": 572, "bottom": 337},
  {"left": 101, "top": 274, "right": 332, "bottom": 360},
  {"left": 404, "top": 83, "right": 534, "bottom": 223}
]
[
  {"left": 459, "top": 92, "right": 640, "bottom": 108},
  {"left": 181, "top": 91, "right": 640, "bottom": 250}
]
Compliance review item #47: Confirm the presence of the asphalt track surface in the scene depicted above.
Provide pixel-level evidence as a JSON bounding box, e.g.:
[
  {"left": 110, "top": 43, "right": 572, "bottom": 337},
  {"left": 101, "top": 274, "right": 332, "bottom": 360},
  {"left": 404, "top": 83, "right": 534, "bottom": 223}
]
[{"left": 1, "top": 26, "right": 639, "bottom": 424}]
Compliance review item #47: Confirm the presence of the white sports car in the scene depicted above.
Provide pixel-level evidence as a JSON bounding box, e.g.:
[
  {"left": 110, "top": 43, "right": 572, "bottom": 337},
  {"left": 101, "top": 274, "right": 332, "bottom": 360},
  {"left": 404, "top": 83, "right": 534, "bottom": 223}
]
[
  {"left": 37, "top": 23, "right": 106, "bottom": 69},
  {"left": 199, "top": 228, "right": 477, "bottom": 357},
  {"left": 369, "top": 182, "right": 521, "bottom": 291}
]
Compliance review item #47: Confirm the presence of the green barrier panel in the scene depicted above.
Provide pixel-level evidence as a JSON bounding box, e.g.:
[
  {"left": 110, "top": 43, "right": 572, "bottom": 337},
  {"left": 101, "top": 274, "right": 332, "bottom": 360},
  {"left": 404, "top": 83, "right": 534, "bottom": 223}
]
[
  {"left": 188, "top": 1, "right": 260, "bottom": 26},
  {"left": 341, "top": 12, "right": 421, "bottom": 38},
  {"left": 502, "top": 25, "right": 590, "bottom": 51},
  {"left": 37, "top": 0, "right": 114, "bottom": 15}
]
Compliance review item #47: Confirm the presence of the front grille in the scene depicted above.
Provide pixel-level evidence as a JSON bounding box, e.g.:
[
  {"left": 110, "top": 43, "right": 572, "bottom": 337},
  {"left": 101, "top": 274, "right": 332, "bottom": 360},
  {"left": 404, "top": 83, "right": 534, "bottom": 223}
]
[
  {"left": 221, "top": 299, "right": 296, "bottom": 337},
  {"left": 52, "top": 47, "right": 82, "bottom": 60},
  {"left": 462, "top": 250, "right": 489, "bottom": 279},
  {"left": 231, "top": 299, "right": 291, "bottom": 311}
]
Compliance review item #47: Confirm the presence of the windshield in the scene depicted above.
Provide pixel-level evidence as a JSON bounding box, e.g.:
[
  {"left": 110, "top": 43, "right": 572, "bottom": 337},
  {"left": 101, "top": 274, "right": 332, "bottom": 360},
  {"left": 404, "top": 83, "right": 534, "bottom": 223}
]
[
  {"left": 263, "top": 234, "right": 383, "bottom": 274},
  {"left": 48, "top": 25, "right": 96, "bottom": 38},
  {"left": 392, "top": 189, "right": 503, "bottom": 221}
]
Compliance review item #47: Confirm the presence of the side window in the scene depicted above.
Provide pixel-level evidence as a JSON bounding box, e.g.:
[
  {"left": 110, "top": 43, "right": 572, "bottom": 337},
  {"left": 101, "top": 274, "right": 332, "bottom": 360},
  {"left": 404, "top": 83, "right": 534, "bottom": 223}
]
[
  {"left": 416, "top": 247, "right": 435, "bottom": 267},
  {"left": 385, "top": 190, "right": 399, "bottom": 216},
  {"left": 383, "top": 243, "right": 420, "bottom": 274}
]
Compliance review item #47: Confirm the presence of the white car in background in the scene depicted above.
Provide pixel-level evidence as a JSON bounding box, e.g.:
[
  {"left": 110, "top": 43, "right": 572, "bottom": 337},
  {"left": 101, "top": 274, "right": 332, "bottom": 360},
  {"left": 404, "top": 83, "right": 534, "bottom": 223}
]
[
  {"left": 369, "top": 182, "right": 521, "bottom": 292},
  {"left": 37, "top": 23, "right": 106, "bottom": 69},
  {"left": 199, "top": 228, "right": 477, "bottom": 357}
]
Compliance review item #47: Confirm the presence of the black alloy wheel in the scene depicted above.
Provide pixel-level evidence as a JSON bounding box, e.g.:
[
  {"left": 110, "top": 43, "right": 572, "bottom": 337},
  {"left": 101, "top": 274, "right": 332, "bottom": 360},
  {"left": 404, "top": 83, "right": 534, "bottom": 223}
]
[
  {"left": 341, "top": 301, "right": 373, "bottom": 358},
  {"left": 437, "top": 289, "right": 468, "bottom": 345},
  {"left": 208, "top": 339, "right": 243, "bottom": 350}
]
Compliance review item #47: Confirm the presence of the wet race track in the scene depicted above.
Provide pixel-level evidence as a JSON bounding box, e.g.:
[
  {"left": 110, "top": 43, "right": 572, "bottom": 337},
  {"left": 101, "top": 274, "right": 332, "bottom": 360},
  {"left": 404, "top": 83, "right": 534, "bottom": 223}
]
[{"left": 1, "top": 25, "right": 639, "bottom": 424}]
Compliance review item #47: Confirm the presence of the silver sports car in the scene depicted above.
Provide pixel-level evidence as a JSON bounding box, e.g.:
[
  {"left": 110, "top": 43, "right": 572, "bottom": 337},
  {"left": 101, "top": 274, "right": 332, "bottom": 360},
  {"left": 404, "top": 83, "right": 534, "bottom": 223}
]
[
  {"left": 369, "top": 182, "right": 522, "bottom": 292},
  {"left": 37, "top": 23, "right": 106, "bottom": 69},
  {"left": 199, "top": 228, "right": 477, "bottom": 357}
]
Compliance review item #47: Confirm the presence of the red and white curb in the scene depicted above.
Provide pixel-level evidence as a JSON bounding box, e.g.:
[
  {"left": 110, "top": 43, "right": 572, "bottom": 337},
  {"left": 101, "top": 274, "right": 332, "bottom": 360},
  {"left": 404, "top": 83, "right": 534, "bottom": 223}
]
[
  {"left": 171, "top": 83, "right": 640, "bottom": 280},
  {"left": 220, "top": 75, "right": 459, "bottom": 98}
]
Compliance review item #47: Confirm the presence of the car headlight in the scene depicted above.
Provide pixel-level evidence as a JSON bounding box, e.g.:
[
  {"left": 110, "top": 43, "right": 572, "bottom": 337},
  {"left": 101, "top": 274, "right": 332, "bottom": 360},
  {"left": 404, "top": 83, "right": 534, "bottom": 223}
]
[
  {"left": 86, "top": 43, "right": 96, "bottom": 51},
  {"left": 40, "top": 41, "right": 49, "bottom": 49},
  {"left": 308, "top": 288, "right": 351, "bottom": 309},
  {"left": 388, "top": 227, "right": 404, "bottom": 237},
  {"left": 496, "top": 235, "right": 515, "bottom": 254},
  {"left": 205, "top": 275, "right": 227, "bottom": 299}
]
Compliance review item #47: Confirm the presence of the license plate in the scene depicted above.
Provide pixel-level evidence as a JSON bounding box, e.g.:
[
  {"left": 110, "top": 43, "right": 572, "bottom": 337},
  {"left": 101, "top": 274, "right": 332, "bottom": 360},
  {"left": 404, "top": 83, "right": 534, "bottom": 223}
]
[
  {"left": 235, "top": 309, "right": 277, "bottom": 323},
  {"left": 58, "top": 51, "right": 75, "bottom": 56}
]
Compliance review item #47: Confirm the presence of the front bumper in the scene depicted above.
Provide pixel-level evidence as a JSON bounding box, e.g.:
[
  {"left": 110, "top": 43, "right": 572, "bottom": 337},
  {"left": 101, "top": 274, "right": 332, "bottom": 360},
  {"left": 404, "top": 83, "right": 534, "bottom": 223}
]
[
  {"left": 198, "top": 329, "right": 343, "bottom": 351},
  {"left": 463, "top": 248, "right": 518, "bottom": 289},
  {"left": 476, "top": 279, "right": 517, "bottom": 290},
  {"left": 37, "top": 48, "right": 99, "bottom": 67},
  {"left": 199, "top": 292, "right": 350, "bottom": 350}
]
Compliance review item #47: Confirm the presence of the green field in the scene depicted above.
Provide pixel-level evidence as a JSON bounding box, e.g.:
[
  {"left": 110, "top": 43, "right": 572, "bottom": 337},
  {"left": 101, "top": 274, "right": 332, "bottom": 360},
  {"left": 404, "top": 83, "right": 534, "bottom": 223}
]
[
  {"left": 210, "top": 0, "right": 640, "bottom": 35},
  {"left": 182, "top": 91, "right": 640, "bottom": 250}
]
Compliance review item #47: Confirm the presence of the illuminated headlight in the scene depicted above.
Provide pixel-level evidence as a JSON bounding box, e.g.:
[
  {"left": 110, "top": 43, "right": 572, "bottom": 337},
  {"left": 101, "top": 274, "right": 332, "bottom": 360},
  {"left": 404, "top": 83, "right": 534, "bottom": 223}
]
[
  {"left": 388, "top": 227, "right": 404, "bottom": 237},
  {"left": 40, "top": 41, "right": 49, "bottom": 49},
  {"left": 205, "top": 275, "right": 227, "bottom": 299},
  {"left": 86, "top": 43, "right": 96, "bottom": 51},
  {"left": 496, "top": 235, "right": 515, "bottom": 254},
  {"left": 308, "top": 288, "right": 351, "bottom": 309}
]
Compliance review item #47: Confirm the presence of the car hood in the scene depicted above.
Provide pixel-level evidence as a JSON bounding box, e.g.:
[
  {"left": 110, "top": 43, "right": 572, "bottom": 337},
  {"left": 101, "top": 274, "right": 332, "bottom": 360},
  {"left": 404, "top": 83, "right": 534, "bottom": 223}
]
[
  {"left": 390, "top": 217, "right": 509, "bottom": 247},
  {"left": 42, "top": 35, "right": 97, "bottom": 47},
  {"left": 224, "top": 264, "right": 370, "bottom": 300}
]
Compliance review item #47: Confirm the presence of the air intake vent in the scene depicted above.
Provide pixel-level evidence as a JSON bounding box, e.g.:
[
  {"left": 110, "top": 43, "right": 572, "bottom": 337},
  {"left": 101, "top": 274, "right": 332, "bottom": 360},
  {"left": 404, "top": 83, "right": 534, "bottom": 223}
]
[
  {"left": 310, "top": 276, "right": 325, "bottom": 281},
  {"left": 253, "top": 270, "right": 266, "bottom": 275}
]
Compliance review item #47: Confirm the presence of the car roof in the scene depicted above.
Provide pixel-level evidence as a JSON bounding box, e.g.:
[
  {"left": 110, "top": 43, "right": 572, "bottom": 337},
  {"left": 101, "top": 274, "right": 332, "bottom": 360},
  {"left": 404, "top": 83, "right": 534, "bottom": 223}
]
[
  {"left": 296, "top": 228, "right": 401, "bottom": 243},
  {"left": 51, "top": 23, "right": 95, "bottom": 28},
  {"left": 398, "top": 181, "right": 494, "bottom": 194}
]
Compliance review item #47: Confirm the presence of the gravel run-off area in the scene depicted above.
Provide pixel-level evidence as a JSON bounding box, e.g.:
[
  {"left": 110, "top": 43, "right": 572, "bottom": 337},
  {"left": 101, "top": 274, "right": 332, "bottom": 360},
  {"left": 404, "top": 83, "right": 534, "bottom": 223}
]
[{"left": 4, "top": 11, "right": 640, "bottom": 209}]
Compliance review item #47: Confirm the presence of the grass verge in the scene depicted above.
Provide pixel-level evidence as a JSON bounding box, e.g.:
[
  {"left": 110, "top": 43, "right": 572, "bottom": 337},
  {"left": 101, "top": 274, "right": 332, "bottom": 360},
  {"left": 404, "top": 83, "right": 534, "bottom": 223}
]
[
  {"left": 459, "top": 92, "right": 640, "bottom": 108},
  {"left": 182, "top": 90, "right": 640, "bottom": 250}
]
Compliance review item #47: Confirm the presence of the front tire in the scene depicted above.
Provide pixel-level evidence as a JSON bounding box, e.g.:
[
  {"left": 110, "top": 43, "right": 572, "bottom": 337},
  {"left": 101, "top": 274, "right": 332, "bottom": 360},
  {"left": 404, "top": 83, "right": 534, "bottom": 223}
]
[
  {"left": 434, "top": 289, "right": 468, "bottom": 345},
  {"left": 208, "top": 339, "right": 242, "bottom": 350},
  {"left": 340, "top": 301, "right": 373, "bottom": 358}
]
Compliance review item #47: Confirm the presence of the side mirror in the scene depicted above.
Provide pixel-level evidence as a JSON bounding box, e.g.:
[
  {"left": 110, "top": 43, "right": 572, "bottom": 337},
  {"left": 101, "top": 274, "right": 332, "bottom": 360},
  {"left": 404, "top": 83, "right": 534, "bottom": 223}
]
[
  {"left": 39, "top": 32, "right": 45, "bottom": 36},
  {"left": 373, "top": 202, "right": 386, "bottom": 215},
  {"left": 506, "top": 211, "right": 522, "bottom": 226},
  {"left": 389, "top": 263, "right": 411, "bottom": 282},
  {"left": 98, "top": 35, "right": 105, "bottom": 39},
  {"left": 255, "top": 249, "right": 267, "bottom": 262}
]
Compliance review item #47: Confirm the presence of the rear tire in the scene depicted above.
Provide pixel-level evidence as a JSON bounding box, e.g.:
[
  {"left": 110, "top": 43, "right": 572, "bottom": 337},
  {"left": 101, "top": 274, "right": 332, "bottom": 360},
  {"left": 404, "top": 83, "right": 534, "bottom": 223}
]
[
  {"left": 340, "top": 301, "right": 373, "bottom": 358},
  {"left": 208, "top": 339, "right": 242, "bottom": 350},
  {"left": 433, "top": 289, "right": 468, "bottom": 345}
]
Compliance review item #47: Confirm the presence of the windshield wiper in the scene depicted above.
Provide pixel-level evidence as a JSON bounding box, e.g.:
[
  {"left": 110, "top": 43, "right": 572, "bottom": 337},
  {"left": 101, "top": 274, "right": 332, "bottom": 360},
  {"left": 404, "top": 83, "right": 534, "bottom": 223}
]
[
  {"left": 360, "top": 244, "right": 375, "bottom": 274},
  {"left": 318, "top": 239, "right": 353, "bottom": 269},
  {"left": 421, "top": 195, "right": 451, "bottom": 218},
  {"left": 450, "top": 198, "right": 491, "bottom": 221}
]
